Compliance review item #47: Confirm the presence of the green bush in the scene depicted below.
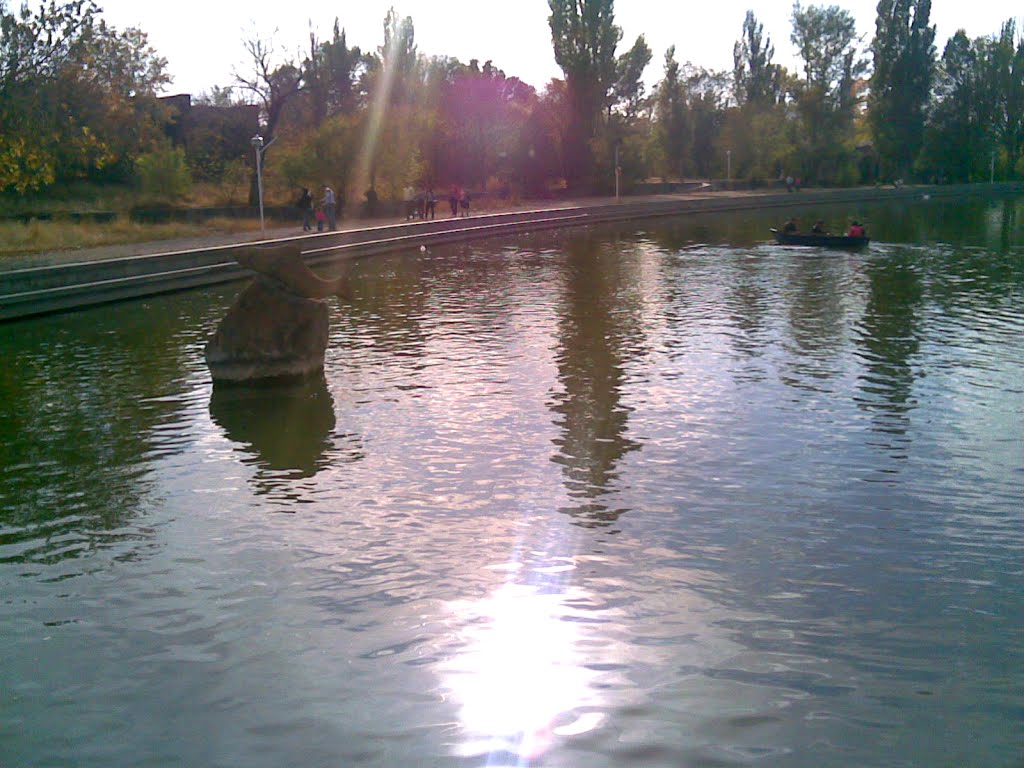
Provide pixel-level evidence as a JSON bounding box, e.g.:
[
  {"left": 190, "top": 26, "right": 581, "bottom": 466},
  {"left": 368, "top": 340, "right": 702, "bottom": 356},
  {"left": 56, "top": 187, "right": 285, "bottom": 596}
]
[{"left": 135, "top": 146, "right": 192, "bottom": 203}]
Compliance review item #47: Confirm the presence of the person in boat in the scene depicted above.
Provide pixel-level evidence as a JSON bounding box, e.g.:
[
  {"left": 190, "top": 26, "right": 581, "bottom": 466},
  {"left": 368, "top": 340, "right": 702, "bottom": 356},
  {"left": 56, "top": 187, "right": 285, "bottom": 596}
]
[
  {"left": 811, "top": 220, "right": 827, "bottom": 234},
  {"left": 782, "top": 217, "right": 798, "bottom": 234},
  {"left": 848, "top": 220, "right": 866, "bottom": 237}
]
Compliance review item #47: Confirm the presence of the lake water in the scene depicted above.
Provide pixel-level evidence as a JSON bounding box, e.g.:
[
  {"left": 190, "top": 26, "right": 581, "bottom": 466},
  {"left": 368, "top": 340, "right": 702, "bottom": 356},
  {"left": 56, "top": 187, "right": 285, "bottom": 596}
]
[{"left": 2, "top": 195, "right": 1022, "bottom": 767}]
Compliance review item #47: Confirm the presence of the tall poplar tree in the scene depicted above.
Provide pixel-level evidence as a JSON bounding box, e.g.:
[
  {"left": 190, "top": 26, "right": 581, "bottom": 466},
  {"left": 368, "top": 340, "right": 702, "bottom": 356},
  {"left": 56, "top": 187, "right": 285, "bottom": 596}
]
[
  {"left": 790, "top": 2, "right": 866, "bottom": 182},
  {"left": 733, "top": 10, "right": 784, "bottom": 106},
  {"left": 305, "top": 21, "right": 363, "bottom": 125},
  {"left": 611, "top": 34, "right": 652, "bottom": 119},
  {"left": 868, "top": 0, "right": 936, "bottom": 180},
  {"left": 921, "top": 31, "right": 984, "bottom": 181},
  {"left": 922, "top": 22, "right": 1024, "bottom": 182},
  {"left": 548, "top": 0, "right": 622, "bottom": 187},
  {"left": 987, "top": 21, "right": 1024, "bottom": 179},
  {"left": 654, "top": 46, "right": 689, "bottom": 181}
]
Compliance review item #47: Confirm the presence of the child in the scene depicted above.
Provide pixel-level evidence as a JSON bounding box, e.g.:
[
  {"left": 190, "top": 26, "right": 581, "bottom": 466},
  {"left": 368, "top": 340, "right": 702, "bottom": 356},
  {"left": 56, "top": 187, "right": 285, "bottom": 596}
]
[{"left": 315, "top": 206, "right": 326, "bottom": 233}]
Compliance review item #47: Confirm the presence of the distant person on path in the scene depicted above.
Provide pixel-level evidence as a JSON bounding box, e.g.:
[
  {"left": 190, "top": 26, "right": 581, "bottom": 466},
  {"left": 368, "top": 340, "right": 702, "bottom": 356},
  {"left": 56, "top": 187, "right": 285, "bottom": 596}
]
[
  {"left": 297, "top": 187, "right": 313, "bottom": 231},
  {"left": 425, "top": 188, "right": 436, "bottom": 220},
  {"left": 315, "top": 206, "right": 326, "bottom": 233},
  {"left": 322, "top": 185, "right": 337, "bottom": 230},
  {"left": 404, "top": 185, "right": 416, "bottom": 220},
  {"left": 459, "top": 188, "right": 470, "bottom": 217},
  {"left": 785, "top": 175, "right": 794, "bottom": 193},
  {"left": 365, "top": 187, "right": 378, "bottom": 217},
  {"left": 449, "top": 185, "right": 459, "bottom": 217}
]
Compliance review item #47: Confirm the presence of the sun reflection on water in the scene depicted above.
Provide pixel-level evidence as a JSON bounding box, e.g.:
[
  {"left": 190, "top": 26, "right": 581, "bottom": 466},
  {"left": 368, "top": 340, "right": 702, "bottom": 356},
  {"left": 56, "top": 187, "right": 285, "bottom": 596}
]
[{"left": 442, "top": 580, "right": 608, "bottom": 763}]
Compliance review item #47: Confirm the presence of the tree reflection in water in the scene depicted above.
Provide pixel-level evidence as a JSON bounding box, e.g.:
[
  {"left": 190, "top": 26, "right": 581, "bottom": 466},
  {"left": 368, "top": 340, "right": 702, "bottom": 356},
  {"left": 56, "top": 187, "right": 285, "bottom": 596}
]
[
  {"left": 550, "top": 235, "right": 643, "bottom": 529},
  {"left": 854, "top": 253, "right": 923, "bottom": 448}
]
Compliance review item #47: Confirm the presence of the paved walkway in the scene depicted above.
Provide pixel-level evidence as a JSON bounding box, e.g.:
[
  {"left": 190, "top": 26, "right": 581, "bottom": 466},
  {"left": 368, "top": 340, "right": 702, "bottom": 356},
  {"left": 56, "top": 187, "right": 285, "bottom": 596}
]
[
  {"left": 0, "top": 188, "right": 765, "bottom": 272},
  {"left": 1, "top": 212, "right": 407, "bottom": 271}
]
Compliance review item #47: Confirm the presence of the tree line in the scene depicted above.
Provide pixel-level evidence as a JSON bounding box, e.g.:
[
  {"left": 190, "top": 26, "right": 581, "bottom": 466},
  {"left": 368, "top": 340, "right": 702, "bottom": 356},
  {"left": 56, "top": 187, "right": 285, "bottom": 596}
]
[
  {"left": 0, "top": 0, "right": 168, "bottom": 195},
  {"left": 1, "top": 0, "right": 1022, "bottom": 204}
]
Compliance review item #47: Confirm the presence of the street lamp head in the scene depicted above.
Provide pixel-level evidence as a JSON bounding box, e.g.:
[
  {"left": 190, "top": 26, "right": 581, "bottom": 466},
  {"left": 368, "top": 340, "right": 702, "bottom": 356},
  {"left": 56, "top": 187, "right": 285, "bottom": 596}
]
[{"left": 250, "top": 134, "right": 264, "bottom": 148}]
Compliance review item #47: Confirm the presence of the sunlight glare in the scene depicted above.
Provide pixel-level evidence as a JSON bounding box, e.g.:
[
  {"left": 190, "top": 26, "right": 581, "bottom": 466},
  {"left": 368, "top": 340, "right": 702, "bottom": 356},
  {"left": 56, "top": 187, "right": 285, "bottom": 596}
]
[
  {"left": 353, "top": 33, "right": 400, "bottom": 198},
  {"left": 442, "top": 582, "right": 606, "bottom": 761}
]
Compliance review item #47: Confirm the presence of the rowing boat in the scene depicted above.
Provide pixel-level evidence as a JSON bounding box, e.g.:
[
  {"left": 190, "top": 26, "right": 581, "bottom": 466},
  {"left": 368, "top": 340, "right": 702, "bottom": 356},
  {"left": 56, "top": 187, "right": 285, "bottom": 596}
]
[{"left": 771, "top": 229, "right": 870, "bottom": 248}]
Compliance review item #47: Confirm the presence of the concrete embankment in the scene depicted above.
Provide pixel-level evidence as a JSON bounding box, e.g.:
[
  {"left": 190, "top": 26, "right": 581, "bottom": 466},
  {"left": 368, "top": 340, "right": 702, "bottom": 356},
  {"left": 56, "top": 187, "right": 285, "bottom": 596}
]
[{"left": 2, "top": 183, "right": 1020, "bottom": 322}]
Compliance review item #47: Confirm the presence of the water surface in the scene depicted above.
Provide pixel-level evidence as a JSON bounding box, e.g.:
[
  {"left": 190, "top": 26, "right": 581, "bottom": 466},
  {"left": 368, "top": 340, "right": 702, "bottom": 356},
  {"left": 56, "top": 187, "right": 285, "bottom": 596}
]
[{"left": 2, "top": 195, "right": 1022, "bottom": 767}]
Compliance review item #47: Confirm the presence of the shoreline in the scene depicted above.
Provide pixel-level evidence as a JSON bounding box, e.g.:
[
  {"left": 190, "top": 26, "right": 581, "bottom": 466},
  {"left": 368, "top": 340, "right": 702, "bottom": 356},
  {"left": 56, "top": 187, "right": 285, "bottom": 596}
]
[
  {"left": 0, "top": 185, "right": 920, "bottom": 271},
  {"left": 2, "top": 182, "right": 1021, "bottom": 322}
]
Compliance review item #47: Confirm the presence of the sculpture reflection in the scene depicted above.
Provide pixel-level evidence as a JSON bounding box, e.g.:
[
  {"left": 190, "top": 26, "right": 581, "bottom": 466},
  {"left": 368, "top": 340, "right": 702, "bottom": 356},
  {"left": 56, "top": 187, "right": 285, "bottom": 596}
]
[{"left": 209, "top": 374, "right": 350, "bottom": 484}]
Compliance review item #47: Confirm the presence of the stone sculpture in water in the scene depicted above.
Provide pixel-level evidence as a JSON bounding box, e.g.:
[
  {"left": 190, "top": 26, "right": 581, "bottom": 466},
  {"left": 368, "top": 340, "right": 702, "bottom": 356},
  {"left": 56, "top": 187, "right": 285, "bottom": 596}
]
[{"left": 205, "top": 245, "right": 350, "bottom": 382}]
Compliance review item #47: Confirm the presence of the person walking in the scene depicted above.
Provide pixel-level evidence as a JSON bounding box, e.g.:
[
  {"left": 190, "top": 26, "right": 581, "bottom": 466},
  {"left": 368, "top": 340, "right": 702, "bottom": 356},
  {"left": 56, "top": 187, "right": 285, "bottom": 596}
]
[
  {"left": 403, "top": 185, "right": 416, "bottom": 220},
  {"left": 449, "top": 185, "right": 459, "bottom": 217},
  {"left": 322, "top": 185, "right": 337, "bottom": 230},
  {"left": 425, "top": 188, "right": 436, "bottom": 220},
  {"left": 459, "top": 187, "right": 470, "bottom": 217},
  {"left": 297, "top": 187, "right": 313, "bottom": 231}
]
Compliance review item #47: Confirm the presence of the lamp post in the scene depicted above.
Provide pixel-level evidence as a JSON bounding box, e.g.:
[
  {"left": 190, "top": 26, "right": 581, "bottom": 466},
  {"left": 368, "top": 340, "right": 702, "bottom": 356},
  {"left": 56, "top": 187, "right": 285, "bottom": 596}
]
[
  {"left": 251, "top": 134, "right": 265, "bottom": 235},
  {"left": 250, "top": 134, "right": 277, "bottom": 235},
  {"left": 726, "top": 149, "right": 731, "bottom": 186}
]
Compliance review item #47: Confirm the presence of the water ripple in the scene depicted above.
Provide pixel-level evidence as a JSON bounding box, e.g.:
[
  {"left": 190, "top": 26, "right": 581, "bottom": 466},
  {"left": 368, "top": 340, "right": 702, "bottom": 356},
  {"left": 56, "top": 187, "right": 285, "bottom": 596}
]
[{"left": 2, "top": 206, "right": 1023, "bottom": 767}]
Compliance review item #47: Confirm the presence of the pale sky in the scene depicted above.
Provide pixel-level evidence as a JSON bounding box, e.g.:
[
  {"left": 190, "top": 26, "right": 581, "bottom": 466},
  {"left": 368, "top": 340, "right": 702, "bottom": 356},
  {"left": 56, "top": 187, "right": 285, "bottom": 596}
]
[{"left": 95, "top": 0, "right": 1020, "bottom": 98}]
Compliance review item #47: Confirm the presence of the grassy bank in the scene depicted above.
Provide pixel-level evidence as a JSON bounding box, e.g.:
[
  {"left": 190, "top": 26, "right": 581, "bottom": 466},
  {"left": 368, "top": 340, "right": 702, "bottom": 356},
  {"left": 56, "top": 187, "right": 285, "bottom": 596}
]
[
  {"left": 0, "top": 179, "right": 266, "bottom": 258},
  {"left": 0, "top": 180, "right": 253, "bottom": 217},
  {"left": 0, "top": 186, "right": 532, "bottom": 258},
  {"left": 0, "top": 217, "right": 265, "bottom": 258}
]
